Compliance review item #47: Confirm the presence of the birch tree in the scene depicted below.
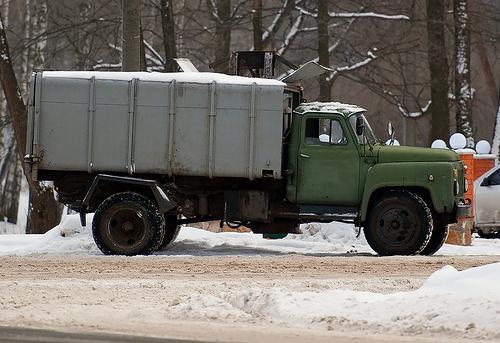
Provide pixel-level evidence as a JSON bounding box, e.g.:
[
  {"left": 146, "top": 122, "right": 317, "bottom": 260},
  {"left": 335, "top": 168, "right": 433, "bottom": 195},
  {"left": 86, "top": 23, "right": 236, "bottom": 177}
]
[{"left": 454, "top": 0, "right": 474, "bottom": 147}]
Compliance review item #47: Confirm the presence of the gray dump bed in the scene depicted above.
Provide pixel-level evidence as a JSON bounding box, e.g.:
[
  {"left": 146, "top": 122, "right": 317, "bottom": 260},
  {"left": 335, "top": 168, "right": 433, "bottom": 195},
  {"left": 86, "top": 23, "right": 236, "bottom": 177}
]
[{"left": 27, "top": 71, "right": 286, "bottom": 180}]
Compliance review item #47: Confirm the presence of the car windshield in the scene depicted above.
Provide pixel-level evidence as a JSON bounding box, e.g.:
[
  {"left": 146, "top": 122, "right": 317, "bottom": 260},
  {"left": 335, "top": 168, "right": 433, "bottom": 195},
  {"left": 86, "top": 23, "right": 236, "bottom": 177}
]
[{"left": 349, "top": 113, "right": 377, "bottom": 144}]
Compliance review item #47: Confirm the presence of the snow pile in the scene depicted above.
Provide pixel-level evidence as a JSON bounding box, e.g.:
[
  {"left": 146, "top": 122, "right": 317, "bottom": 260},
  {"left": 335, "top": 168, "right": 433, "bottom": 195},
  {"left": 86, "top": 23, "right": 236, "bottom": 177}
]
[
  {"left": 0, "top": 215, "right": 98, "bottom": 256},
  {"left": 172, "top": 263, "right": 500, "bottom": 339},
  {"left": 0, "top": 220, "right": 22, "bottom": 235},
  {"left": 1, "top": 214, "right": 500, "bottom": 256},
  {"left": 287, "top": 222, "right": 371, "bottom": 254},
  {"left": 165, "top": 222, "right": 371, "bottom": 256}
]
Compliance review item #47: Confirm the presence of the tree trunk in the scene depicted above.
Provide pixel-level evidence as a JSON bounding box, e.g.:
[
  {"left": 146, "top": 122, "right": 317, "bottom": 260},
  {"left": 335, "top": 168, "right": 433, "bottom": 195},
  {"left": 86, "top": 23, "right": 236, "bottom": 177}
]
[
  {"left": 426, "top": 0, "right": 451, "bottom": 142},
  {"left": 252, "top": 0, "right": 263, "bottom": 51},
  {"left": 0, "top": 10, "right": 61, "bottom": 233},
  {"left": 122, "top": 0, "right": 142, "bottom": 71},
  {"left": 454, "top": 0, "right": 474, "bottom": 147},
  {"left": 160, "top": 0, "right": 177, "bottom": 72},
  {"left": 211, "top": 0, "right": 231, "bottom": 73},
  {"left": 317, "top": 0, "right": 331, "bottom": 101},
  {"left": 5, "top": 155, "right": 20, "bottom": 224}
]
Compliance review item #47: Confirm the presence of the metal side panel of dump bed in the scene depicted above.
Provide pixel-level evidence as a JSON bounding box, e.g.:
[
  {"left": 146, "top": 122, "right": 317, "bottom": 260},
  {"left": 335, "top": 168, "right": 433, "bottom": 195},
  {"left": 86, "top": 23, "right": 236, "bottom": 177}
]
[{"left": 27, "top": 71, "right": 286, "bottom": 180}]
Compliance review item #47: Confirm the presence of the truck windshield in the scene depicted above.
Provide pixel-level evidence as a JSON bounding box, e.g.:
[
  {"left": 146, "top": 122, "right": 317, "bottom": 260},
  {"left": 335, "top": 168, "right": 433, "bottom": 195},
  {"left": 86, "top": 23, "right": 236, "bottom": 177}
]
[{"left": 349, "top": 113, "right": 377, "bottom": 144}]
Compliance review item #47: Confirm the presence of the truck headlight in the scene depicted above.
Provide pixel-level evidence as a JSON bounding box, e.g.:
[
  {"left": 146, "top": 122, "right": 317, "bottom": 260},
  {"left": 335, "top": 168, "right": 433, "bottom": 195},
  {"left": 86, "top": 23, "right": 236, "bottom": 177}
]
[
  {"left": 464, "top": 178, "right": 468, "bottom": 192},
  {"left": 454, "top": 179, "right": 459, "bottom": 195}
]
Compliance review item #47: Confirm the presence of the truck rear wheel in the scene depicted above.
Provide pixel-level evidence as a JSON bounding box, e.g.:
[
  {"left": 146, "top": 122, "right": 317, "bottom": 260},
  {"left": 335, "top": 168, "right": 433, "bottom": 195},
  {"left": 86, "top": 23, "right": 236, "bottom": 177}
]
[
  {"left": 158, "top": 216, "right": 181, "bottom": 250},
  {"left": 92, "top": 192, "right": 165, "bottom": 256},
  {"left": 365, "top": 190, "right": 432, "bottom": 256},
  {"left": 420, "top": 223, "right": 448, "bottom": 255}
]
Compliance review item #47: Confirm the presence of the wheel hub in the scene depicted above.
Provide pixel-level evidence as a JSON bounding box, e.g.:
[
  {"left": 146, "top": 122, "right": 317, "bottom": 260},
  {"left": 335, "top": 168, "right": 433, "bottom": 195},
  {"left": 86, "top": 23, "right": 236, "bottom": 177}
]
[
  {"left": 105, "top": 206, "right": 148, "bottom": 250},
  {"left": 379, "top": 209, "right": 413, "bottom": 244}
]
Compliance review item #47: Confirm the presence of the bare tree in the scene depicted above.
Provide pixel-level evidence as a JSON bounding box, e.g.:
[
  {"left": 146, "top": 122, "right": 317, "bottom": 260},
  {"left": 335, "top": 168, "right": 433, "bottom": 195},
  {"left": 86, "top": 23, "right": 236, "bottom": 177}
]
[
  {"left": 0, "top": 10, "right": 61, "bottom": 233},
  {"left": 207, "top": 0, "right": 231, "bottom": 73},
  {"left": 427, "top": 0, "right": 450, "bottom": 142},
  {"left": 252, "top": 0, "right": 263, "bottom": 51},
  {"left": 160, "top": 0, "right": 177, "bottom": 72},
  {"left": 317, "top": 0, "right": 330, "bottom": 101},
  {"left": 122, "top": 0, "right": 142, "bottom": 71}
]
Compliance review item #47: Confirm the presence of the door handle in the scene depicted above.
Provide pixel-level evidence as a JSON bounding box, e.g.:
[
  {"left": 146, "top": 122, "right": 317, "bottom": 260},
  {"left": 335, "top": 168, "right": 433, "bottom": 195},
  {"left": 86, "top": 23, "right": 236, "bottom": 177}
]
[{"left": 300, "top": 153, "right": 310, "bottom": 158}]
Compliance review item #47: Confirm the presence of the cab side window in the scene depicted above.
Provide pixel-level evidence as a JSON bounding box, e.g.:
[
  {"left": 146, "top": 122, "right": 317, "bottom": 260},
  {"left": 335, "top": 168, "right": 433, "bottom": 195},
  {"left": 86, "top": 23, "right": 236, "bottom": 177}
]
[{"left": 305, "top": 118, "right": 347, "bottom": 145}]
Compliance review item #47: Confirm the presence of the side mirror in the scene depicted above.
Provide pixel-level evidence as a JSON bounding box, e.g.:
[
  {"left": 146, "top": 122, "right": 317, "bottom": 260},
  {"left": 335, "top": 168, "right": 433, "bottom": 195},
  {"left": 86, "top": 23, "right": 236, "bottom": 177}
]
[
  {"left": 355, "top": 117, "right": 364, "bottom": 136},
  {"left": 387, "top": 121, "right": 395, "bottom": 137}
]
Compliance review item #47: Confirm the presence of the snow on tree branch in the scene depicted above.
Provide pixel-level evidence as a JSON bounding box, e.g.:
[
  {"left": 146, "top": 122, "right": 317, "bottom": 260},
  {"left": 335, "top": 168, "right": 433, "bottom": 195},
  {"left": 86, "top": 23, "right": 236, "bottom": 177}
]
[
  {"left": 277, "top": 13, "right": 304, "bottom": 55},
  {"left": 143, "top": 40, "right": 165, "bottom": 66},
  {"left": 329, "top": 12, "right": 409, "bottom": 20},
  {"left": 325, "top": 48, "right": 378, "bottom": 82},
  {"left": 378, "top": 88, "right": 431, "bottom": 119},
  {"left": 297, "top": 6, "right": 409, "bottom": 21},
  {"left": 262, "top": 0, "right": 288, "bottom": 42}
]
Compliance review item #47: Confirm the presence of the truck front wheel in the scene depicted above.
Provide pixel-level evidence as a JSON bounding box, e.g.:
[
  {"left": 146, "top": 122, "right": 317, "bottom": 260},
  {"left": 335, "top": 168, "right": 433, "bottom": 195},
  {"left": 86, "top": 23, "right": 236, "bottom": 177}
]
[
  {"left": 365, "top": 190, "right": 433, "bottom": 256},
  {"left": 92, "top": 192, "right": 166, "bottom": 255},
  {"left": 419, "top": 223, "right": 448, "bottom": 255}
]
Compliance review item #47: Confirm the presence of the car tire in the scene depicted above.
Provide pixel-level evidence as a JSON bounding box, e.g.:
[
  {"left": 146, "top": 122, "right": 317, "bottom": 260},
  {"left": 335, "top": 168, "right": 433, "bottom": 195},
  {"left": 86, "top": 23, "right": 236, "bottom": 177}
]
[
  {"left": 477, "top": 229, "right": 500, "bottom": 239},
  {"left": 92, "top": 192, "right": 165, "bottom": 256},
  {"left": 420, "top": 222, "right": 449, "bottom": 255},
  {"left": 365, "top": 190, "right": 433, "bottom": 256}
]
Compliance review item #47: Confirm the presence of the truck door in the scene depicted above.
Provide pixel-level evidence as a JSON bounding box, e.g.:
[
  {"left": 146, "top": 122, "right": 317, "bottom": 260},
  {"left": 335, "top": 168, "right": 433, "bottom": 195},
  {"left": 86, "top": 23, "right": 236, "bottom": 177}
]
[{"left": 296, "top": 114, "right": 360, "bottom": 205}]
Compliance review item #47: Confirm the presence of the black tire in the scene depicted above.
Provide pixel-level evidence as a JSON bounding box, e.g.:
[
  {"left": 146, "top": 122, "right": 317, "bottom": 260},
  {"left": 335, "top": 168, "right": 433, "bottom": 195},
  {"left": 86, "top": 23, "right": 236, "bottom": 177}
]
[
  {"left": 92, "top": 192, "right": 165, "bottom": 256},
  {"left": 157, "top": 216, "right": 181, "bottom": 250},
  {"left": 477, "top": 229, "right": 500, "bottom": 239},
  {"left": 365, "top": 190, "right": 433, "bottom": 256},
  {"left": 420, "top": 223, "right": 449, "bottom": 255}
]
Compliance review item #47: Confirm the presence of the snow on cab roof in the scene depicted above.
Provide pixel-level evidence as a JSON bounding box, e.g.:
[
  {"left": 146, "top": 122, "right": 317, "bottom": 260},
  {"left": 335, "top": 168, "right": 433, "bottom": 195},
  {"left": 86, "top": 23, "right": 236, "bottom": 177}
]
[
  {"left": 40, "top": 71, "right": 286, "bottom": 87},
  {"left": 296, "top": 101, "right": 366, "bottom": 115}
]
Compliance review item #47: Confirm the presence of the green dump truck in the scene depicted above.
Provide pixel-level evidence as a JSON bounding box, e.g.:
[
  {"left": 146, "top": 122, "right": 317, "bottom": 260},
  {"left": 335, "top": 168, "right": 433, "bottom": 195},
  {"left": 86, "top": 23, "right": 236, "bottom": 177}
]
[{"left": 26, "top": 70, "right": 469, "bottom": 256}]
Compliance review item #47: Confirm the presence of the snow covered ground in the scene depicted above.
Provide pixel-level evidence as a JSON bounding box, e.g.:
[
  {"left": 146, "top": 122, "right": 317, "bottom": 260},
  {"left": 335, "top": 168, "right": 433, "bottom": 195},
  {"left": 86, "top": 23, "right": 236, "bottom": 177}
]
[
  {"left": 1, "top": 215, "right": 500, "bottom": 341},
  {"left": 171, "top": 263, "right": 500, "bottom": 339},
  {"left": 1, "top": 214, "right": 500, "bottom": 256}
]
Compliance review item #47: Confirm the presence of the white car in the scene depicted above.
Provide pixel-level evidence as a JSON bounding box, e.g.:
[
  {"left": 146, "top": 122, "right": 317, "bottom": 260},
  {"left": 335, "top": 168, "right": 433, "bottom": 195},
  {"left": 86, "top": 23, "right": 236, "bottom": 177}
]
[{"left": 474, "top": 164, "right": 500, "bottom": 238}]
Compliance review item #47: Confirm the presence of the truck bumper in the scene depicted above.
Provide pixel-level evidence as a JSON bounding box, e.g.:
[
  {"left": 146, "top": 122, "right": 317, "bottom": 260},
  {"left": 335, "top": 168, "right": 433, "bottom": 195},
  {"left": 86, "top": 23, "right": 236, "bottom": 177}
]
[{"left": 455, "top": 201, "right": 472, "bottom": 219}]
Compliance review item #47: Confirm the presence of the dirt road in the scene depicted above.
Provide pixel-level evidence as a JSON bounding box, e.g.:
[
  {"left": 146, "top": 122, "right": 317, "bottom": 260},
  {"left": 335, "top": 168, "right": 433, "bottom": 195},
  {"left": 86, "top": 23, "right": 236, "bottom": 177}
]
[{"left": 0, "top": 254, "right": 498, "bottom": 342}]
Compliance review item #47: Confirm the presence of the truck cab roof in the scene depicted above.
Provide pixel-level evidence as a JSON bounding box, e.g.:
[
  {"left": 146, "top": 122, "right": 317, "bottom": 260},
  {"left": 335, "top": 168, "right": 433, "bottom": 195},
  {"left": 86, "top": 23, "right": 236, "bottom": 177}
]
[{"left": 294, "top": 101, "right": 366, "bottom": 117}]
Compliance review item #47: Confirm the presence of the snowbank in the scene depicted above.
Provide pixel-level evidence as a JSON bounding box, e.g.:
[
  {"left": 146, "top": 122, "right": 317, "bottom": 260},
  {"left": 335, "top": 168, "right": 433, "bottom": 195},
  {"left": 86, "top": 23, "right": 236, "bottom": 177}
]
[
  {"left": 172, "top": 263, "right": 500, "bottom": 339},
  {"left": 0, "top": 215, "right": 98, "bottom": 256},
  {"left": 1, "top": 214, "right": 500, "bottom": 256}
]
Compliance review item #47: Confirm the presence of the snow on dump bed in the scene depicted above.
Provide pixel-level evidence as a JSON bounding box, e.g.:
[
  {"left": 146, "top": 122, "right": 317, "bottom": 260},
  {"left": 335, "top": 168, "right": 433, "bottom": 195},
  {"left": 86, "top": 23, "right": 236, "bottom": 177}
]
[
  {"left": 41, "top": 71, "right": 286, "bottom": 86},
  {"left": 173, "top": 263, "right": 500, "bottom": 339},
  {"left": 1, "top": 214, "right": 500, "bottom": 256}
]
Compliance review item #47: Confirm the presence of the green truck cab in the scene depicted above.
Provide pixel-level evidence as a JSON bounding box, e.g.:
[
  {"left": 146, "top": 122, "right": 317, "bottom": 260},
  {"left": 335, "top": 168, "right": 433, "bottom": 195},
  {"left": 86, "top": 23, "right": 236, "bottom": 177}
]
[{"left": 286, "top": 102, "right": 469, "bottom": 255}]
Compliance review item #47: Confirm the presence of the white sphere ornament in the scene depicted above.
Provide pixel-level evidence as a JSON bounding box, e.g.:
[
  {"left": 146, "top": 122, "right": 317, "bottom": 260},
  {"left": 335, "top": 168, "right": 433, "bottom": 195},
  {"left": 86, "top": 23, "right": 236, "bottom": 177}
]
[
  {"left": 385, "top": 139, "right": 400, "bottom": 146},
  {"left": 475, "top": 140, "right": 491, "bottom": 154},
  {"left": 431, "top": 139, "right": 447, "bottom": 149},
  {"left": 449, "top": 133, "right": 466, "bottom": 150}
]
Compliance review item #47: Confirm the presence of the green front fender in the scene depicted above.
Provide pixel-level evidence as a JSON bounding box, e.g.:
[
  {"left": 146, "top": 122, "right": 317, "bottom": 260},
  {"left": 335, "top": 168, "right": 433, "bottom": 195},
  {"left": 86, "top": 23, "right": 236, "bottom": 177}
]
[{"left": 359, "top": 162, "right": 457, "bottom": 222}]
